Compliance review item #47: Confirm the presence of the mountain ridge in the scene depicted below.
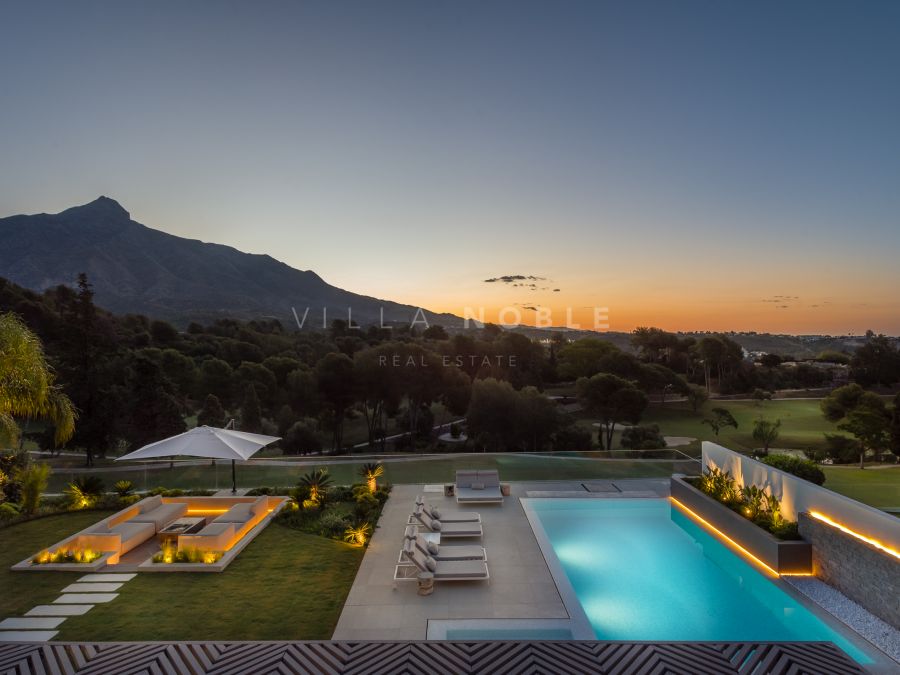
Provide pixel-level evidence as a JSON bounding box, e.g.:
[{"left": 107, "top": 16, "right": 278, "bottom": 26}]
[{"left": 0, "top": 197, "right": 463, "bottom": 328}]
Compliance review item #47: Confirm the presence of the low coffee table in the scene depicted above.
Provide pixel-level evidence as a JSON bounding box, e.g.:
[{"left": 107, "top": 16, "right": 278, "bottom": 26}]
[{"left": 158, "top": 517, "right": 206, "bottom": 546}]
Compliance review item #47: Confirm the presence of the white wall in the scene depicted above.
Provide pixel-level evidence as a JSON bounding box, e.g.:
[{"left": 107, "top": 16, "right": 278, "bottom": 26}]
[{"left": 702, "top": 442, "right": 900, "bottom": 551}]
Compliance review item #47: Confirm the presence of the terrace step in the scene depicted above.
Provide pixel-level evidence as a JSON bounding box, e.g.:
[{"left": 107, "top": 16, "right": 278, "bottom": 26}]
[
  {"left": 77, "top": 573, "right": 136, "bottom": 582},
  {"left": 61, "top": 582, "right": 123, "bottom": 593},
  {"left": 0, "top": 617, "right": 66, "bottom": 630},
  {"left": 26, "top": 605, "right": 93, "bottom": 617},
  {"left": 0, "top": 631, "right": 58, "bottom": 642},
  {"left": 55, "top": 594, "right": 118, "bottom": 604}
]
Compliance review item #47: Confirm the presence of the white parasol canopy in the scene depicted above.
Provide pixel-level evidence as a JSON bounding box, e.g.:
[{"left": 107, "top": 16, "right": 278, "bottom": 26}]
[{"left": 116, "top": 425, "right": 280, "bottom": 492}]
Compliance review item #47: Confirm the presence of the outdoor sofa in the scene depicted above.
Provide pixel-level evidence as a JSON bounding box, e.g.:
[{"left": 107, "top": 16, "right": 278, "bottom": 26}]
[
  {"left": 82, "top": 496, "right": 188, "bottom": 555},
  {"left": 177, "top": 496, "right": 269, "bottom": 552},
  {"left": 455, "top": 470, "right": 503, "bottom": 504}
]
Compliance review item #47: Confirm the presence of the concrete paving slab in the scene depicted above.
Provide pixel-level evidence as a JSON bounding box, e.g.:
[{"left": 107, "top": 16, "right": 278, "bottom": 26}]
[
  {"left": 61, "top": 583, "right": 123, "bottom": 593},
  {"left": 55, "top": 593, "right": 118, "bottom": 604},
  {"left": 77, "top": 573, "right": 136, "bottom": 582},
  {"left": 0, "top": 631, "right": 58, "bottom": 642},
  {"left": 0, "top": 617, "right": 66, "bottom": 630},
  {"left": 26, "top": 605, "right": 93, "bottom": 617}
]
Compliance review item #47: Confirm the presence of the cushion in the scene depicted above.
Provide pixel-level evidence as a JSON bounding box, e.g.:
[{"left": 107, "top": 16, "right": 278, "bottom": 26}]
[
  {"left": 424, "top": 556, "right": 437, "bottom": 572},
  {"left": 430, "top": 508, "right": 441, "bottom": 519},
  {"left": 430, "top": 519, "right": 442, "bottom": 531},
  {"left": 214, "top": 503, "right": 253, "bottom": 523},
  {"left": 249, "top": 497, "right": 268, "bottom": 516},
  {"left": 471, "top": 482, "right": 485, "bottom": 490},
  {"left": 130, "top": 502, "right": 188, "bottom": 529},
  {"left": 139, "top": 495, "right": 163, "bottom": 513},
  {"left": 426, "top": 541, "right": 439, "bottom": 555}
]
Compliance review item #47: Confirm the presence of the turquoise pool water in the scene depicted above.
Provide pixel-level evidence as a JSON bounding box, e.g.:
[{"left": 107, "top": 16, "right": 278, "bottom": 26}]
[{"left": 529, "top": 499, "right": 868, "bottom": 663}]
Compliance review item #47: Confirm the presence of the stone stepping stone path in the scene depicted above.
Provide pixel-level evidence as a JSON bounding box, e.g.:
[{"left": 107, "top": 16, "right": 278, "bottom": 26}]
[{"left": 0, "top": 572, "right": 135, "bottom": 642}]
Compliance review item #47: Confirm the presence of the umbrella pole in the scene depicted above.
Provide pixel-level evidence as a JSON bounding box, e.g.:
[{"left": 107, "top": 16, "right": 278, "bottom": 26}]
[{"left": 232, "top": 459, "right": 236, "bottom": 494}]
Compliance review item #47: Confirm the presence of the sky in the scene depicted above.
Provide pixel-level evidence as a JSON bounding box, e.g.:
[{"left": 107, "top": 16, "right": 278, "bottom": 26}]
[{"left": 1, "top": 1, "right": 899, "bottom": 335}]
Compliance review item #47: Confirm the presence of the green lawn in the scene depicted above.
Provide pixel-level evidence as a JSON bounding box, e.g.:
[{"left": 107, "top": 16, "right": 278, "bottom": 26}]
[
  {"left": 638, "top": 399, "right": 842, "bottom": 453},
  {"left": 820, "top": 467, "right": 900, "bottom": 508},
  {"left": 0, "top": 511, "right": 113, "bottom": 620},
  {"left": 0, "top": 513, "right": 363, "bottom": 641}
]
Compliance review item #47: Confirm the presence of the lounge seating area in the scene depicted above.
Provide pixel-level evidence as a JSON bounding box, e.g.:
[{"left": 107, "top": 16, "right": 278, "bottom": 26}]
[
  {"left": 13, "top": 494, "right": 286, "bottom": 572},
  {"left": 455, "top": 470, "right": 504, "bottom": 504},
  {"left": 395, "top": 490, "right": 494, "bottom": 586}
]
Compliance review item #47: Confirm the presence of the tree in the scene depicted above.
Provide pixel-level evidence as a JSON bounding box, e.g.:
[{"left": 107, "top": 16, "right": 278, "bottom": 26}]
[
  {"left": 577, "top": 374, "right": 648, "bottom": 450},
  {"left": 850, "top": 334, "right": 900, "bottom": 387},
  {"left": 0, "top": 312, "right": 76, "bottom": 448},
  {"left": 751, "top": 418, "right": 781, "bottom": 456},
  {"left": 466, "top": 378, "right": 520, "bottom": 451},
  {"left": 127, "top": 356, "right": 186, "bottom": 451},
  {"left": 282, "top": 419, "right": 321, "bottom": 456},
  {"left": 890, "top": 393, "right": 900, "bottom": 461},
  {"left": 838, "top": 407, "right": 889, "bottom": 469},
  {"left": 315, "top": 353, "right": 356, "bottom": 452},
  {"left": 686, "top": 385, "right": 709, "bottom": 413},
  {"left": 702, "top": 408, "right": 738, "bottom": 437},
  {"left": 422, "top": 325, "right": 448, "bottom": 340},
  {"left": 200, "top": 358, "right": 235, "bottom": 407},
  {"left": 197, "top": 394, "right": 226, "bottom": 428},
  {"left": 759, "top": 353, "right": 782, "bottom": 369},
  {"left": 557, "top": 339, "right": 619, "bottom": 379},
  {"left": 621, "top": 424, "right": 666, "bottom": 450},
  {"left": 240, "top": 384, "right": 263, "bottom": 433},
  {"left": 516, "top": 386, "right": 561, "bottom": 452},
  {"left": 298, "top": 468, "right": 333, "bottom": 507},
  {"left": 821, "top": 383, "right": 890, "bottom": 467}
]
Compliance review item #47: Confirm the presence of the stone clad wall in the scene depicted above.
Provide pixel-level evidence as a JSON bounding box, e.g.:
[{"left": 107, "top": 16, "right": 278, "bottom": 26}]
[{"left": 799, "top": 512, "right": 900, "bottom": 629}]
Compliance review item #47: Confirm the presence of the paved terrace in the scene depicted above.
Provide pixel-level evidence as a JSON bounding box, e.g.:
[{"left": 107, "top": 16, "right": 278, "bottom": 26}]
[{"left": 333, "top": 479, "right": 669, "bottom": 640}]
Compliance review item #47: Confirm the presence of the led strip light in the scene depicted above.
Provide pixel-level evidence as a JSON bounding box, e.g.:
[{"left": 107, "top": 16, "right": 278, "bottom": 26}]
[
  {"left": 670, "top": 497, "right": 780, "bottom": 577},
  {"left": 808, "top": 511, "right": 900, "bottom": 561}
]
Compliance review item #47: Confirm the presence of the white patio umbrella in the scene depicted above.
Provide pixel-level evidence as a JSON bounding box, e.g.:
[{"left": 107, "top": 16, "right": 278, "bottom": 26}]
[{"left": 116, "top": 424, "right": 280, "bottom": 493}]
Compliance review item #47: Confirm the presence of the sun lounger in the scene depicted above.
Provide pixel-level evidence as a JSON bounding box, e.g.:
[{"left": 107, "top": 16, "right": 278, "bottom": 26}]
[
  {"left": 401, "top": 539, "right": 489, "bottom": 581},
  {"left": 411, "top": 504, "right": 482, "bottom": 538},
  {"left": 455, "top": 470, "right": 503, "bottom": 504},
  {"left": 412, "top": 495, "right": 481, "bottom": 523},
  {"left": 403, "top": 526, "right": 486, "bottom": 561}
]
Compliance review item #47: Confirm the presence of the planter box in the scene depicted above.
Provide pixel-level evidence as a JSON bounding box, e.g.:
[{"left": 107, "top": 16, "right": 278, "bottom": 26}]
[{"left": 671, "top": 475, "right": 811, "bottom": 574}]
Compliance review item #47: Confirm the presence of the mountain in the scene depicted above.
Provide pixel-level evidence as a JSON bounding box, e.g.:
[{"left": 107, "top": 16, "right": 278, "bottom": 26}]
[{"left": 0, "top": 197, "right": 464, "bottom": 328}]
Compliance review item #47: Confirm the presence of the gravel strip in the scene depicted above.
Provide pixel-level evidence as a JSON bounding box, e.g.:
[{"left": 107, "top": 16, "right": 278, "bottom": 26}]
[{"left": 784, "top": 576, "right": 900, "bottom": 664}]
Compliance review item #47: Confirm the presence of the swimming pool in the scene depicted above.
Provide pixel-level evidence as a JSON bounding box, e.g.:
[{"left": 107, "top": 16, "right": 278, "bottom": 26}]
[{"left": 525, "top": 498, "right": 869, "bottom": 663}]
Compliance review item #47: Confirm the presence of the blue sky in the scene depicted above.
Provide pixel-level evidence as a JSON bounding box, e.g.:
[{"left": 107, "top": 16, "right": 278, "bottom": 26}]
[{"left": 1, "top": 1, "right": 898, "bottom": 333}]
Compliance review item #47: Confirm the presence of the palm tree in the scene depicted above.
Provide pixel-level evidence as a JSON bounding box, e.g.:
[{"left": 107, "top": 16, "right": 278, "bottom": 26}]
[
  {"left": 298, "top": 467, "right": 333, "bottom": 506},
  {"left": 0, "top": 313, "right": 76, "bottom": 447},
  {"left": 360, "top": 462, "right": 384, "bottom": 493}
]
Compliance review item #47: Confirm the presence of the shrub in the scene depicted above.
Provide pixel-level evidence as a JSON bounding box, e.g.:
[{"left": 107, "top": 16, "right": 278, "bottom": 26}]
[
  {"left": 760, "top": 454, "right": 826, "bottom": 485},
  {"left": 152, "top": 544, "right": 222, "bottom": 564},
  {"left": 113, "top": 480, "right": 135, "bottom": 497},
  {"left": 620, "top": 424, "right": 666, "bottom": 450},
  {"left": 552, "top": 425, "right": 592, "bottom": 452},
  {"left": 769, "top": 520, "right": 800, "bottom": 540},
  {"left": 317, "top": 509, "right": 351, "bottom": 538},
  {"left": 0, "top": 502, "right": 20, "bottom": 521},
  {"left": 16, "top": 463, "right": 51, "bottom": 515},
  {"left": 65, "top": 475, "right": 105, "bottom": 509},
  {"left": 343, "top": 521, "right": 372, "bottom": 546}
]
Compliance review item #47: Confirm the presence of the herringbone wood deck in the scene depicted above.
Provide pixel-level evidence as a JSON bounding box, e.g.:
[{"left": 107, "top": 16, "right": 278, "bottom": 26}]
[{"left": 0, "top": 640, "right": 861, "bottom": 675}]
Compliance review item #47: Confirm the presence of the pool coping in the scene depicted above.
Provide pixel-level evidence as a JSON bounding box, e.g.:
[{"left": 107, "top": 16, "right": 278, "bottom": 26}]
[
  {"left": 520, "top": 495, "right": 897, "bottom": 674},
  {"left": 519, "top": 498, "right": 595, "bottom": 640}
]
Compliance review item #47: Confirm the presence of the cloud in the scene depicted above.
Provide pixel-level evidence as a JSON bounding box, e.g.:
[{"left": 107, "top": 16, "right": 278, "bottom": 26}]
[
  {"left": 553, "top": 288, "right": 560, "bottom": 292},
  {"left": 762, "top": 295, "right": 800, "bottom": 304},
  {"left": 484, "top": 274, "right": 546, "bottom": 284}
]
